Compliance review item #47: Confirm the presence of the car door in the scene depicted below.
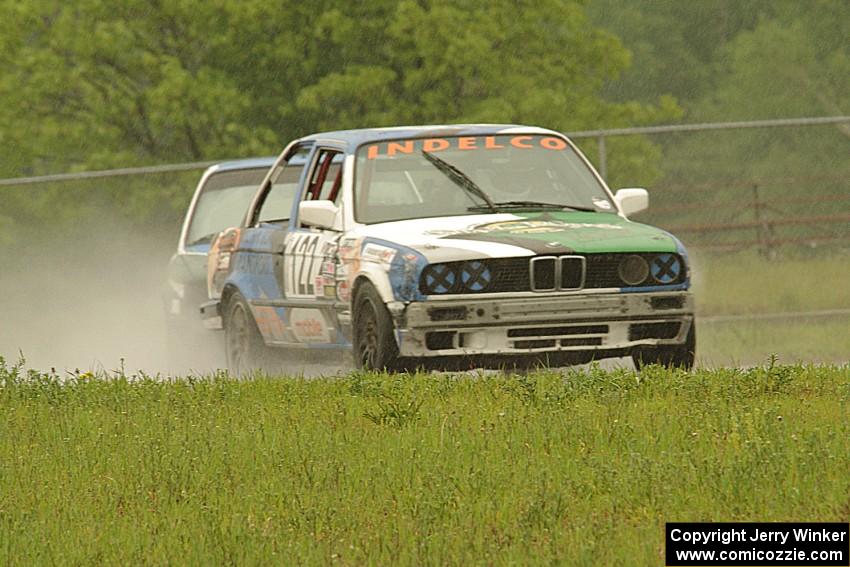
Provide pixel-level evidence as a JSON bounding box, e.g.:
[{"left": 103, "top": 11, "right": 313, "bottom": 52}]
[
  {"left": 284, "top": 148, "right": 344, "bottom": 298},
  {"left": 236, "top": 144, "right": 312, "bottom": 343},
  {"left": 281, "top": 147, "right": 346, "bottom": 345}
]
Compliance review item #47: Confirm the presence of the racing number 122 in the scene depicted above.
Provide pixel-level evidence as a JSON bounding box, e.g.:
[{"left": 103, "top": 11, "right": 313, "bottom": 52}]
[{"left": 285, "top": 233, "right": 320, "bottom": 297}]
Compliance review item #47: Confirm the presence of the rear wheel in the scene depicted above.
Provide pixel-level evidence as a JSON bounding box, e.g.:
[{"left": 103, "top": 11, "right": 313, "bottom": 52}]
[
  {"left": 632, "top": 322, "right": 696, "bottom": 370},
  {"left": 224, "top": 293, "right": 267, "bottom": 375},
  {"left": 352, "top": 282, "right": 401, "bottom": 371}
]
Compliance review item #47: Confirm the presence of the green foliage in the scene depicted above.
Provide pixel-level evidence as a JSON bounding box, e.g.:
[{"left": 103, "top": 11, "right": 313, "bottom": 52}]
[
  {"left": 673, "top": 4, "right": 850, "bottom": 177},
  {"left": 1, "top": 360, "right": 849, "bottom": 564},
  {"left": 0, "top": 0, "right": 679, "bottom": 245},
  {"left": 588, "top": 1, "right": 850, "bottom": 248},
  {"left": 0, "top": 0, "right": 674, "bottom": 172},
  {"left": 590, "top": 2, "right": 849, "bottom": 174},
  {"left": 588, "top": 0, "right": 784, "bottom": 106},
  {"left": 1, "top": 1, "right": 846, "bottom": 248}
]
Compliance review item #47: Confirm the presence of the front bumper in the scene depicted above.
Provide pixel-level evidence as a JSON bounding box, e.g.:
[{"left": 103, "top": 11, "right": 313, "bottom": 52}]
[{"left": 396, "top": 291, "right": 694, "bottom": 357}]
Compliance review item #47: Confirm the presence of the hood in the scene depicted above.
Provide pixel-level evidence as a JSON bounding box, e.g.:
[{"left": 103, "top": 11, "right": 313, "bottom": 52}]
[{"left": 354, "top": 211, "right": 679, "bottom": 262}]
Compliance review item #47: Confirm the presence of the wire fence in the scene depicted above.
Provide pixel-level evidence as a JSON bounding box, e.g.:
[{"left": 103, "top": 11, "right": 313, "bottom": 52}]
[
  {"left": 568, "top": 116, "right": 850, "bottom": 254},
  {"left": 1, "top": 115, "right": 848, "bottom": 256},
  {"left": 565, "top": 115, "right": 850, "bottom": 181}
]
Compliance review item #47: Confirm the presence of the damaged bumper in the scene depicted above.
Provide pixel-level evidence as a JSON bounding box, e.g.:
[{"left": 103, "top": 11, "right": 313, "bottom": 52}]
[{"left": 396, "top": 291, "right": 694, "bottom": 357}]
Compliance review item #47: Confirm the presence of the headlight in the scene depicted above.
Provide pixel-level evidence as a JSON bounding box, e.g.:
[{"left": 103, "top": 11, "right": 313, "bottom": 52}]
[
  {"left": 618, "top": 255, "right": 649, "bottom": 286},
  {"left": 460, "top": 260, "right": 492, "bottom": 292},
  {"left": 421, "top": 263, "right": 458, "bottom": 294},
  {"left": 650, "top": 254, "right": 682, "bottom": 284}
]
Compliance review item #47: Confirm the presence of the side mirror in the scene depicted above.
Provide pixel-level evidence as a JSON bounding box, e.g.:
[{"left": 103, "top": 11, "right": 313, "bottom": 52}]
[
  {"left": 299, "top": 200, "right": 339, "bottom": 230},
  {"left": 614, "top": 188, "right": 649, "bottom": 216}
]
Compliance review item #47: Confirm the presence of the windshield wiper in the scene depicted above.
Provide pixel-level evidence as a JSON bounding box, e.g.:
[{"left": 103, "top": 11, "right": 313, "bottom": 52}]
[
  {"left": 467, "top": 200, "right": 597, "bottom": 213},
  {"left": 421, "top": 150, "right": 496, "bottom": 212}
]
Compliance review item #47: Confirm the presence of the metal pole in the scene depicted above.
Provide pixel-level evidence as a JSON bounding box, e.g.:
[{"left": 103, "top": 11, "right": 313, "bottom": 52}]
[
  {"left": 597, "top": 135, "right": 607, "bottom": 180},
  {"left": 0, "top": 160, "right": 221, "bottom": 187},
  {"left": 566, "top": 115, "right": 850, "bottom": 139},
  {"left": 753, "top": 184, "right": 764, "bottom": 256}
]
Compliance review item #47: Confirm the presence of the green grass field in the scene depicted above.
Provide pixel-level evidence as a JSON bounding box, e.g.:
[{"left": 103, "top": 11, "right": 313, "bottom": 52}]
[
  {"left": 1, "top": 359, "right": 848, "bottom": 565},
  {"left": 692, "top": 250, "right": 850, "bottom": 316},
  {"left": 699, "top": 318, "right": 850, "bottom": 366},
  {"left": 690, "top": 250, "right": 850, "bottom": 365}
]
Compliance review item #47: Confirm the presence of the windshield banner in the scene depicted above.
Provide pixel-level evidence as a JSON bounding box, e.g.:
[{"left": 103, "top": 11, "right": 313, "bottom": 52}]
[{"left": 364, "top": 135, "right": 568, "bottom": 159}]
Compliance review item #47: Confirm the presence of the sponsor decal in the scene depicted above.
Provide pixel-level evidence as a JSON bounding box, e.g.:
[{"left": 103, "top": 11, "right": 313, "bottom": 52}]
[
  {"left": 314, "top": 272, "right": 337, "bottom": 298},
  {"left": 253, "top": 305, "right": 287, "bottom": 341},
  {"left": 364, "top": 135, "right": 569, "bottom": 159},
  {"left": 320, "top": 261, "right": 336, "bottom": 276},
  {"left": 338, "top": 236, "right": 363, "bottom": 303},
  {"left": 289, "top": 308, "right": 330, "bottom": 343},
  {"left": 362, "top": 243, "right": 397, "bottom": 264},
  {"left": 425, "top": 219, "right": 624, "bottom": 237},
  {"left": 336, "top": 280, "right": 351, "bottom": 302},
  {"left": 339, "top": 237, "right": 360, "bottom": 250}
]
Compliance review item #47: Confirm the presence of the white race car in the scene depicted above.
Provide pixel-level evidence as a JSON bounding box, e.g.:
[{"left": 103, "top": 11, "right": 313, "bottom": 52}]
[
  {"left": 204, "top": 125, "right": 694, "bottom": 372},
  {"left": 164, "top": 156, "right": 276, "bottom": 368}
]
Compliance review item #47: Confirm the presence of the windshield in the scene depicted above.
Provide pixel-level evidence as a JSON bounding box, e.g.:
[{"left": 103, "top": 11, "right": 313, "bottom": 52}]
[
  {"left": 354, "top": 134, "right": 613, "bottom": 224},
  {"left": 185, "top": 168, "right": 268, "bottom": 245}
]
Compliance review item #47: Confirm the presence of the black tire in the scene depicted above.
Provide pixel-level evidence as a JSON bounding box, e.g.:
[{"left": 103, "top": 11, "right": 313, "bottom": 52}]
[
  {"left": 632, "top": 322, "right": 696, "bottom": 370},
  {"left": 224, "top": 292, "right": 268, "bottom": 375},
  {"left": 352, "top": 282, "right": 401, "bottom": 371}
]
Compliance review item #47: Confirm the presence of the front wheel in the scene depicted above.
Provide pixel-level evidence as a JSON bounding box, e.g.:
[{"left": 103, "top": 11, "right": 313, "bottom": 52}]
[
  {"left": 352, "top": 282, "right": 401, "bottom": 371},
  {"left": 632, "top": 322, "right": 696, "bottom": 370},
  {"left": 224, "top": 292, "right": 267, "bottom": 375}
]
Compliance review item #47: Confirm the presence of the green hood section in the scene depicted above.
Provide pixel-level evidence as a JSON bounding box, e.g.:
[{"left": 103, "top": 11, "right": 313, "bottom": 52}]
[{"left": 442, "top": 211, "right": 680, "bottom": 254}]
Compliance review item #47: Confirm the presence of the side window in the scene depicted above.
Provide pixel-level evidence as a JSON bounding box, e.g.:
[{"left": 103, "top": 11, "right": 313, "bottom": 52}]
[
  {"left": 257, "top": 146, "right": 311, "bottom": 224},
  {"left": 304, "top": 150, "right": 344, "bottom": 203}
]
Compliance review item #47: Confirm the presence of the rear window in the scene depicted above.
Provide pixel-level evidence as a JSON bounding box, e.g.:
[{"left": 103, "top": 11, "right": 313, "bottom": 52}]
[{"left": 185, "top": 168, "right": 268, "bottom": 246}]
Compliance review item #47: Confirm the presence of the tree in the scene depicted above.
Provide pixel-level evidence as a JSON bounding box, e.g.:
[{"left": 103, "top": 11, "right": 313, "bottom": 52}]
[
  {"left": 295, "top": 0, "right": 680, "bottom": 185},
  {"left": 638, "top": 3, "right": 850, "bottom": 246},
  {"left": 586, "top": 0, "right": 790, "bottom": 108},
  {"left": 663, "top": 5, "right": 850, "bottom": 181},
  {"left": 0, "top": 0, "right": 679, "bottom": 244}
]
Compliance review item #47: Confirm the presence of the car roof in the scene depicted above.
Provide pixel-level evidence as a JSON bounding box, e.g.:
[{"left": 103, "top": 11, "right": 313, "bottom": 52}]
[
  {"left": 298, "top": 124, "right": 561, "bottom": 148},
  {"left": 212, "top": 156, "right": 277, "bottom": 172}
]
